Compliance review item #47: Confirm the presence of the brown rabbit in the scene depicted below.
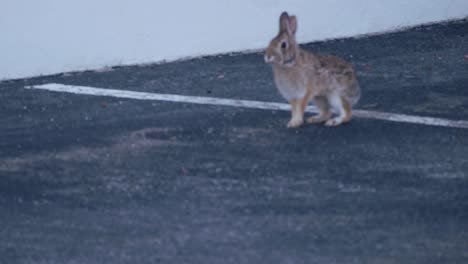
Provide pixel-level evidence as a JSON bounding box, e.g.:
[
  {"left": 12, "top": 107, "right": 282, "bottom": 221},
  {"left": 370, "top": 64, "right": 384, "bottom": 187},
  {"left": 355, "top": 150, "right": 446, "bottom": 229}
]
[{"left": 265, "top": 12, "right": 360, "bottom": 127}]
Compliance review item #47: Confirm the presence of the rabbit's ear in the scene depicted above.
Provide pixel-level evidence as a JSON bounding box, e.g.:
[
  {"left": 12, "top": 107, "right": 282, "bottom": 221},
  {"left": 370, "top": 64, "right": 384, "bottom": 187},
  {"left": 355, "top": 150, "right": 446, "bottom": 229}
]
[
  {"left": 279, "top": 12, "right": 290, "bottom": 33},
  {"left": 289, "top": 15, "right": 297, "bottom": 34}
]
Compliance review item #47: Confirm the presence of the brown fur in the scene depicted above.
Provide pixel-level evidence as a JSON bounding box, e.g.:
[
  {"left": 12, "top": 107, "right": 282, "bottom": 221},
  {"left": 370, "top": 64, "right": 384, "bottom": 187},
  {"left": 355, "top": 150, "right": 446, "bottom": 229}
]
[{"left": 265, "top": 12, "right": 361, "bottom": 127}]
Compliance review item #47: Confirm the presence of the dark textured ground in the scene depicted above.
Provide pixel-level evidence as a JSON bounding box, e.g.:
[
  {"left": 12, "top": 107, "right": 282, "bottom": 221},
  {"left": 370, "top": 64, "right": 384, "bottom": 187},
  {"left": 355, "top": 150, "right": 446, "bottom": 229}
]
[{"left": 0, "top": 19, "right": 467, "bottom": 264}]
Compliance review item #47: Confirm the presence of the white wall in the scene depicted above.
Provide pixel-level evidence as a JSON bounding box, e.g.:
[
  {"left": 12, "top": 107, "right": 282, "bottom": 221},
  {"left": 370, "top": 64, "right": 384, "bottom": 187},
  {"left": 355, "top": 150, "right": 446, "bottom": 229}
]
[{"left": 1, "top": 0, "right": 467, "bottom": 80}]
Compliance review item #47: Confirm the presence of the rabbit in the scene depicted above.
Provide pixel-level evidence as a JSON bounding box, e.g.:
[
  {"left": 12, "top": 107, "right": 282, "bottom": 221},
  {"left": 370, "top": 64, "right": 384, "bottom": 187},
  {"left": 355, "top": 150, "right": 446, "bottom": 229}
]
[{"left": 265, "top": 12, "right": 360, "bottom": 128}]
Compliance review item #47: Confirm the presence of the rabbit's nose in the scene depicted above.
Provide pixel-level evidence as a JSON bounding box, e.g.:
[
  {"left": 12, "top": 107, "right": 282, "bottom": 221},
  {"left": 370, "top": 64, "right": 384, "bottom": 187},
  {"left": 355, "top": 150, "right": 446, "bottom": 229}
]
[{"left": 264, "top": 54, "right": 275, "bottom": 63}]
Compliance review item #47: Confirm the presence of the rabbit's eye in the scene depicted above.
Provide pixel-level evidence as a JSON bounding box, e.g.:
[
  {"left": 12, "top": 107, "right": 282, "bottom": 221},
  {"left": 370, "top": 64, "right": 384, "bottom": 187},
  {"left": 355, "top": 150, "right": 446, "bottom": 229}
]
[{"left": 281, "top": 42, "right": 287, "bottom": 49}]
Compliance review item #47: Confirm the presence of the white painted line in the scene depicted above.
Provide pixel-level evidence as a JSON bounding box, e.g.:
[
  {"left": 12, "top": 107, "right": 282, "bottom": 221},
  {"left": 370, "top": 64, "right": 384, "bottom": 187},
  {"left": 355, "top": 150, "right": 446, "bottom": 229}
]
[
  {"left": 26, "top": 83, "right": 468, "bottom": 129},
  {"left": 26, "top": 83, "right": 296, "bottom": 112}
]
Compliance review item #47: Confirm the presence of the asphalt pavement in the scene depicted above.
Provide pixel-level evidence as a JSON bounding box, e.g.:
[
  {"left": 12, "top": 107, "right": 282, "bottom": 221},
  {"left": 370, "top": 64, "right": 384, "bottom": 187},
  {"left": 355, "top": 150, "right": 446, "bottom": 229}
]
[{"left": 0, "top": 19, "right": 467, "bottom": 264}]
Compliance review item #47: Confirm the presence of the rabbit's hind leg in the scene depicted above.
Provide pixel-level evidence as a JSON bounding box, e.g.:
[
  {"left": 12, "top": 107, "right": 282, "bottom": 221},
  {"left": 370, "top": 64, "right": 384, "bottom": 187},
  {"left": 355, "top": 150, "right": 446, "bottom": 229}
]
[
  {"left": 325, "top": 93, "right": 352, "bottom": 126},
  {"left": 307, "top": 96, "right": 332, "bottom": 124}
]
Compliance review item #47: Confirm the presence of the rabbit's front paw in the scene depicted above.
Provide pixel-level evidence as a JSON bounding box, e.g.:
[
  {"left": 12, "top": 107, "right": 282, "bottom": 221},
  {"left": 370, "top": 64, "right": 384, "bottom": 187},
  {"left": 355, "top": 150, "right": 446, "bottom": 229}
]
[{"left": 287, "top": 117, "right": 303, "bottom": 128}]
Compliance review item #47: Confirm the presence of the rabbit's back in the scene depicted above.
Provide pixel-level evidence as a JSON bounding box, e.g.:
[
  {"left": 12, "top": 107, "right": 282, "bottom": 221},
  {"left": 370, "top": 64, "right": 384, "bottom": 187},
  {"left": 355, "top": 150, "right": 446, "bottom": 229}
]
[{"left": 304, "top": 52, "right": 360, "bottom": 105}]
